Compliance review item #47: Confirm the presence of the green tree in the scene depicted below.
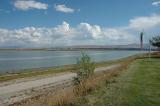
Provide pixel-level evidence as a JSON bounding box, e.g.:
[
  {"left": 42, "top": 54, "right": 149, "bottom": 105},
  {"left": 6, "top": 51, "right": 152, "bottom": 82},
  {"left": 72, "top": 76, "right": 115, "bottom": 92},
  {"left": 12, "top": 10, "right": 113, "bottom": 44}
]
[
  {"left": 73, "top": 53, "right": 95, "bottom": 85},
  {"left": 150, "top": 36, "right": 160, "bottom": 49}
]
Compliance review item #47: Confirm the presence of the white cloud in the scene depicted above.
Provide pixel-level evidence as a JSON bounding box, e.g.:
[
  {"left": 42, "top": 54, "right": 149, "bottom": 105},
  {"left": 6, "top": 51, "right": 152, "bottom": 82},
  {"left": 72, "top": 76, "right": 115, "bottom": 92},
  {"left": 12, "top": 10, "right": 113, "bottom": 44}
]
[
  {"left": 54, "top": 4, "right": 74, "bottom": 13},
  {"left": 129, "top": 14, "right": 160, "bottom": 30},
  {"left": 14, "top": 0, "right": 48, "bottom": 10},
  {"left": 152, "top": 1, "right": 160, "bottom": 6},
  {"left": 77, "top": 23, "right": 102, "bottom": 39}
]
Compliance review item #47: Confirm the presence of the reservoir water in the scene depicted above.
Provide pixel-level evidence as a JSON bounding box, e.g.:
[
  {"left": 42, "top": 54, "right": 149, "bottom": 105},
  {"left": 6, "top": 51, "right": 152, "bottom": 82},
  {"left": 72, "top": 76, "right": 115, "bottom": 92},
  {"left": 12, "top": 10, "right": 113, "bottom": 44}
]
[{"left": 0, "top": 50, "right": 147, "bottom": 73}]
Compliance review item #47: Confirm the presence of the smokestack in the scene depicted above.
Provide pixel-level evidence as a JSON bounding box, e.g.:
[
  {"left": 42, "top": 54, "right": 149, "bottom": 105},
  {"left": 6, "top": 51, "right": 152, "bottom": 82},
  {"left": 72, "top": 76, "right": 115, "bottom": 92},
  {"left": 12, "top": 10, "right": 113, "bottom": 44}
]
[{"left": 140, "top": 31, "right": 144, "bottom": 49}]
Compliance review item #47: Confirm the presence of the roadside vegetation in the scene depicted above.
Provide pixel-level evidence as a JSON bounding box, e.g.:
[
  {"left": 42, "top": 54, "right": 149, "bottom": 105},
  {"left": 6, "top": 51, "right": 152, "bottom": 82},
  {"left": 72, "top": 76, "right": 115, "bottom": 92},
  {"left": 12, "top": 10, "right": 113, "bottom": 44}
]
[{"left": 73, "top": 53, "right": 95, "bottom": 85}]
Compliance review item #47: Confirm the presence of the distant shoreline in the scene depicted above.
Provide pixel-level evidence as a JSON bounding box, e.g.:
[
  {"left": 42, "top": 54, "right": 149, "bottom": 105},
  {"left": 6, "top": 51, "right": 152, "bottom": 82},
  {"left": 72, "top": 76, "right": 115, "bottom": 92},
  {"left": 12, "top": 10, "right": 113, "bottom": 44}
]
[{"left": 0, "top": 48, "right": 157, "bottom": 51}]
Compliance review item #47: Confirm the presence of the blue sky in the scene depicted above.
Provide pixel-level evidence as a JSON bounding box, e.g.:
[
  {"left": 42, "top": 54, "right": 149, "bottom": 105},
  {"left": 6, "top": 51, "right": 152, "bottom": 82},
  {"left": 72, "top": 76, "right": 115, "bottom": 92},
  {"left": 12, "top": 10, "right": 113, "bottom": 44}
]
[{"left": 0, "top": 0, "right": 160, "bottom": 47}]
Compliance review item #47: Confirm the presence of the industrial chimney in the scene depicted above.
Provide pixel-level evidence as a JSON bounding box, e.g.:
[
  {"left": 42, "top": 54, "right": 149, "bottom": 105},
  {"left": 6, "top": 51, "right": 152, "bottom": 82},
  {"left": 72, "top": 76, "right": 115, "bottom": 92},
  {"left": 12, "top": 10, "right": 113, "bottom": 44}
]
[{"left": 140, "top": 31, "right": 144, "bottom": 49}]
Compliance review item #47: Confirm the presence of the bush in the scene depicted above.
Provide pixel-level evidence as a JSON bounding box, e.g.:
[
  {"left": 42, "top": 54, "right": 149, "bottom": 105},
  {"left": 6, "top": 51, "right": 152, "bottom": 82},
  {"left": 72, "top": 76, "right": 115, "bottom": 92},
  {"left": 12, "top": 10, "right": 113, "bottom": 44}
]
[{"left": 73, "top": 53, "right": 95, "bottom": 85}]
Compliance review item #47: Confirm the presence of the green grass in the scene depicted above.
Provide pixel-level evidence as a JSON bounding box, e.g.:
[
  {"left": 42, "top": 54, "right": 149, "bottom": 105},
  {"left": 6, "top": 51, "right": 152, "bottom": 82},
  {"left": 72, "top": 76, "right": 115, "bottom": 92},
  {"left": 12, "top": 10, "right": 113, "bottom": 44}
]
[{"left": 74, "top": 58, "right": 160, "bottom": 106}]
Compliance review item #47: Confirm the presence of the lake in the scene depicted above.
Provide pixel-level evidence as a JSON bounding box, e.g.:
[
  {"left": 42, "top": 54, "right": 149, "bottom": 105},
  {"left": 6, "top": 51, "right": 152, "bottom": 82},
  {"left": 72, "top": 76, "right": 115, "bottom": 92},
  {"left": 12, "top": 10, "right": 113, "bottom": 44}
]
[{"left": 0, "top": 50, "right": 147, "bottom": 73}]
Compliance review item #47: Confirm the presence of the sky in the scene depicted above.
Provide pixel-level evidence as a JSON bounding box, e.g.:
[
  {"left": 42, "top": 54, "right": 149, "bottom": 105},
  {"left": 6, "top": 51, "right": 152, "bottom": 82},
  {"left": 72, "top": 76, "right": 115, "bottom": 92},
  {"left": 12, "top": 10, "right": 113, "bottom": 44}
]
[{"left": 0, "top": 0, "right": 160, "bottom": 48}]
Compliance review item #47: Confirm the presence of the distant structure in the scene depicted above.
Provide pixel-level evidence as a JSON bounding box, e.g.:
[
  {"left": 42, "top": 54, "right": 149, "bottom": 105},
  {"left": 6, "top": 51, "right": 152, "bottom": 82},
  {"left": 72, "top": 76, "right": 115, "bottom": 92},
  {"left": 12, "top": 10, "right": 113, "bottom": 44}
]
[{"left": 140, "top": 31, "right": 144, "bottom": 49}]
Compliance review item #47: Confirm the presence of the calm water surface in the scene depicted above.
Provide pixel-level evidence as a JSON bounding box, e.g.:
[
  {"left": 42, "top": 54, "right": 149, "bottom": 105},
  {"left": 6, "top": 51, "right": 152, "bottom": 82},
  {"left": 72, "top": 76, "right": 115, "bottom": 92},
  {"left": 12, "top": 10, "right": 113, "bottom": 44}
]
[{"left": 0, "top": 50, "right": 146, "bottom": 73}]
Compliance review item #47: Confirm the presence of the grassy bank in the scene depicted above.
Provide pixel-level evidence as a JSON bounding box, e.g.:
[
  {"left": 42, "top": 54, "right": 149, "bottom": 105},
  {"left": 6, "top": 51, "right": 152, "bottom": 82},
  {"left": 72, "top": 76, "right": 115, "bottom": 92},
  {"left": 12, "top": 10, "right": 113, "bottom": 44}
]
[{"left": 74, "top": 58, "right": 160, "bottom": 106}]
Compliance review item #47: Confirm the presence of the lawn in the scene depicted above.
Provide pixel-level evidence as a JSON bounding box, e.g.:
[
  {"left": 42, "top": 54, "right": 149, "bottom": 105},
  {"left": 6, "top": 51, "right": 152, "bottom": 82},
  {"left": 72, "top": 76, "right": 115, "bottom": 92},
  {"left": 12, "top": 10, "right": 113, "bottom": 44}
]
[{"left": 74, "top": 58, "right": 160, "bottom": 106}]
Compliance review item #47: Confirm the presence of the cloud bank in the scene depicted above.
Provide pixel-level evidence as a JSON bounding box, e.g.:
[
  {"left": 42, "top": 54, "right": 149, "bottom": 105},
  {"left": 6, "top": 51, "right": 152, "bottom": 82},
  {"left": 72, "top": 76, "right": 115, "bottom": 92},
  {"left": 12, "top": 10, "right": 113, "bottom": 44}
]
[{"left": 0, "top": 14, "right": 160, "bottom": 47}]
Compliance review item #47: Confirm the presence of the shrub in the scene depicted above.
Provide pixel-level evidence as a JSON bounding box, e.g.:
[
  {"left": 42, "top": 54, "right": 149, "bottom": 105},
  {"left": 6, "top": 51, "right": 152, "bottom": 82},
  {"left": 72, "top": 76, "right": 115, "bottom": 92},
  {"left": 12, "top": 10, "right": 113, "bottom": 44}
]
[{"left": 73, "top": 53, "right": 95, "bottom": 85}]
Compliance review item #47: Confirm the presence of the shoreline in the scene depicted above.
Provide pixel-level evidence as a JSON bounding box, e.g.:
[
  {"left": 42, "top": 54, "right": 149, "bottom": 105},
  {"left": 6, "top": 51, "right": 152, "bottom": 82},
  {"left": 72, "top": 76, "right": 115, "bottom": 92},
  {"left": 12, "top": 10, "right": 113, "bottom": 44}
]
[
  {"left": 0, "top": 50, "right": 151, "bottom": 75},
  {"left": 0, "top": 52, "right": 159, "bottom": 82},
  {"left": 0, "top": 48, "right": 157, "bottom": 51},
  {"left": 0, "top": 53, "right": 149, "bottom": 82},
  {"left": 0, "top": 63, "right": 75, "bottom": 75}
]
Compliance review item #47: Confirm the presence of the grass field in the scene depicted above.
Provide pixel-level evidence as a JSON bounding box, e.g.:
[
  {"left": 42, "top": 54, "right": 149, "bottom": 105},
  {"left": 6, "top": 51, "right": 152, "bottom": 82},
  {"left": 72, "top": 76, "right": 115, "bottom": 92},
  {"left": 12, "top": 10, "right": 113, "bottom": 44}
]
[{"left": 74, "top": 58, "right": 160, "bottom": 106}]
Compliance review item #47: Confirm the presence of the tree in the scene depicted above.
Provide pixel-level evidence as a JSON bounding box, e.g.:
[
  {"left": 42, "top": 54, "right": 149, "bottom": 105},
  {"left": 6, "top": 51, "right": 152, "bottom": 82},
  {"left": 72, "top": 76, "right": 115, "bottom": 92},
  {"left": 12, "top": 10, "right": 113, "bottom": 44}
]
[
  {"left": 150, "top": 36, "right": 160, "bottom": 49},
  {"left": 73, "top": 53, "right": 95, "bottom": 85}
]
